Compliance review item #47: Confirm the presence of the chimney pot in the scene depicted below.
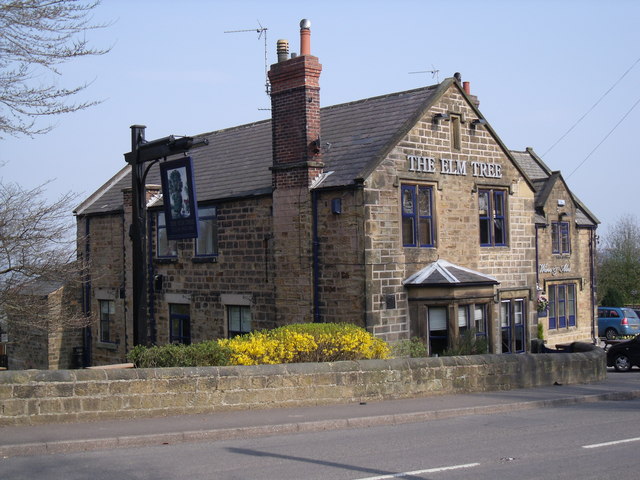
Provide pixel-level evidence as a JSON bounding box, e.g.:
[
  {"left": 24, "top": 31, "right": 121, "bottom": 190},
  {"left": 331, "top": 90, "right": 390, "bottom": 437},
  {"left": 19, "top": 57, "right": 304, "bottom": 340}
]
[
  {"left": 300, "top": 18, "right": 311, "bottom": 55},
  {"left": 463, "top": 81, "right": 471, "bottom": 95},
  {"left": 277, "top": 39, "right": 289, "bottom": 63}
]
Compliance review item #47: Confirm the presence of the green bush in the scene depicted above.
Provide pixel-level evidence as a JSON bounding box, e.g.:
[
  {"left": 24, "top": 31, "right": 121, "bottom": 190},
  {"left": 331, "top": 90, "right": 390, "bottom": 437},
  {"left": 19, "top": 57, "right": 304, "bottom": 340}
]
[
  {"left": 127, "top": 340, "right": 231, "bottom": 368},
  {"left": 127, "top": 323, "right": 390, "bottom": 368},
  {"left": 391, "top": 337, "right": 428, "bottom": 358},
  {"left": 537, "top": 322, "right": 544, "bottom": 340}
]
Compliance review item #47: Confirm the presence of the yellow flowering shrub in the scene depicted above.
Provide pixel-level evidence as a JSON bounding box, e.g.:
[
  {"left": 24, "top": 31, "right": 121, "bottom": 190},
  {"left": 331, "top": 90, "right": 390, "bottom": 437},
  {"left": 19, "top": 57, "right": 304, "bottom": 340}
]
[{"left": 221, "top": 323, "right": 390, "bottom": 366}]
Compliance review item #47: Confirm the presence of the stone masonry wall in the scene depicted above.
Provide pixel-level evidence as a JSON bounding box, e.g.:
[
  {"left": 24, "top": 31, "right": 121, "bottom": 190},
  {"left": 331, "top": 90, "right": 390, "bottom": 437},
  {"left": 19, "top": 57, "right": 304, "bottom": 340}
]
[
  {"left": 0, "top": 349, "right": 605, "bottom": 426},
  {"left": 536, "top": 178, "right": 596, "bottom": 345}
]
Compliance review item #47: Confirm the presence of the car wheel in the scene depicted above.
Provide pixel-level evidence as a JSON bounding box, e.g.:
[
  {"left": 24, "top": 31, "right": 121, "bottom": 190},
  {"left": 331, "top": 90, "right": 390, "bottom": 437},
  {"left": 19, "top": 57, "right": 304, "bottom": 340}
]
[
  {"left": 614, "top": 354, "right": 632, "bottom": 372},
  {"left": 605, "top": 328, "right": 618, "bottom": 340}
]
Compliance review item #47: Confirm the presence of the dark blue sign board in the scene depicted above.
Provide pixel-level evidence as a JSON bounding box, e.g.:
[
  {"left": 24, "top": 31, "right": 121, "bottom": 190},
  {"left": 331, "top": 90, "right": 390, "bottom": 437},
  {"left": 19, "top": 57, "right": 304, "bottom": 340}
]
[{"left": 160, "top": 156, "right": 199, "bottom": 239}]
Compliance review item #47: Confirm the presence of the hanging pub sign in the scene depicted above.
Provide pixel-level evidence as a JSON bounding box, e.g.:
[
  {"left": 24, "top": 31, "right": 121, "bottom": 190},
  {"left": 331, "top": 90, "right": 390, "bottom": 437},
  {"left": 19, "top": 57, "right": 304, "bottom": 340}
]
[{"left": 160, "top": 156, "right": 199, "bottom": 239}]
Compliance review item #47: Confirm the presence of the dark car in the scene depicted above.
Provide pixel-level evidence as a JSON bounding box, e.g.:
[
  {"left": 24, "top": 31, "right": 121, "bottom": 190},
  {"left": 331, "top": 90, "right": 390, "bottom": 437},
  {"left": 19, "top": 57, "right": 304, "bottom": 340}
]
[{"left": 607, "top": 335, "right": 640, "bottom": 371}]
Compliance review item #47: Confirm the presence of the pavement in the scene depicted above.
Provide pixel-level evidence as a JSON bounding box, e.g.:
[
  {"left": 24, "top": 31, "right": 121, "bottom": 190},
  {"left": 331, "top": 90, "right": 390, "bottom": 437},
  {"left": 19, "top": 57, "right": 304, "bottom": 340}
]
[{"left": 2, "top": 370, "right": 640, "bottom": 458}]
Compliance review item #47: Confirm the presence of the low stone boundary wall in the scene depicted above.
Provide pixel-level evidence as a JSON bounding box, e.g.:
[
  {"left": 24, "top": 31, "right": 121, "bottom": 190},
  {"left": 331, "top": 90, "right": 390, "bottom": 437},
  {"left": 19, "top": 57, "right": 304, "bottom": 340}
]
[{"left": 0, "top": 349, "right": 605, "bottom": 426}]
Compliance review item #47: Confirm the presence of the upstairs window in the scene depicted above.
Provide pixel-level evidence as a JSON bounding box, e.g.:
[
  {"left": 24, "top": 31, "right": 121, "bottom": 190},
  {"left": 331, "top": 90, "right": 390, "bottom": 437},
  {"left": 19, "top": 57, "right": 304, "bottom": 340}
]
[
  {"left": 402, "top": 185, "right": 435, "bottom": 247},
  {"left": 551, "top": 221, "right": 570, "bottom": 254},
  {"left": 157, "top": 212, "right": 177, "bottom": 258},
  {"left": 479, "top": 189, "right": 507, "bottom": 246},
  {"left": 196, "top": 206, "right": 218, "bottom": 256}
]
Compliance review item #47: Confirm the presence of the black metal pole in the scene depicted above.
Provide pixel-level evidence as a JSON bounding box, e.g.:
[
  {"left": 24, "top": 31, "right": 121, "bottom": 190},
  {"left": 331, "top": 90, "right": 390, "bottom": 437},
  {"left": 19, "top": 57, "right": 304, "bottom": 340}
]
[
  {"left": 124, "top": 126, "right": 208, "bottom": 347},
  {"left": 129, "top": 125, "right": 149, "bottom": 346}
]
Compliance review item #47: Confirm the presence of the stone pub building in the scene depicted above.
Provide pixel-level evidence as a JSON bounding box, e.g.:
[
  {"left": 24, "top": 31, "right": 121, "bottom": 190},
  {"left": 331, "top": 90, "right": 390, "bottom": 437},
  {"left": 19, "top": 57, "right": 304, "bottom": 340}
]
[{"left": 74, "top": 20, "right": 598, "bottom": 366}]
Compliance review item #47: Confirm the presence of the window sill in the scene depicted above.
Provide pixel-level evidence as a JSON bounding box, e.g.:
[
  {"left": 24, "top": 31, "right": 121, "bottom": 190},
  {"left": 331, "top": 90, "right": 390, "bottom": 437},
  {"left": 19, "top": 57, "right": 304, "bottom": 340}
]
[
  {"left": 191, "top": 256, "right": 218, "bottom": 264},
  {"left": 156, "top": 257, "right": 178, "bottom": 264},
  {"left": 96, "top": 341, "right": 119, "bottom": 351}
]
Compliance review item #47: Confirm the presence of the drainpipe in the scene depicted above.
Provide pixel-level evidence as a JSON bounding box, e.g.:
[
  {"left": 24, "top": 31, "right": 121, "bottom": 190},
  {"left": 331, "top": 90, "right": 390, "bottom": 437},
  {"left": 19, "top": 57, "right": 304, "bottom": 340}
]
[
  {"left": 535, "top": 224, "right": 541, "bottom": 287},
  {"left": 312, "top": 189, "right": 321, "bottom": 323},
  {"left": 83, "top": 217, "right": 92, "bottom": 367},
  {"left": 589, "top": 227, "right": 597, "bottom": 343},
  {"left": 147, "top": 213, "right": 156, "bottom": 344}
]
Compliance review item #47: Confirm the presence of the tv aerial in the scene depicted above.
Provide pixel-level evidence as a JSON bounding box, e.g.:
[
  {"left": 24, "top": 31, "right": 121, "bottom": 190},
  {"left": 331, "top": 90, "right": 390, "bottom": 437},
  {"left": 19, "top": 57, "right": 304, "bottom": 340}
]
[
  {"left": 224, "top": 20, "right": 271, "bottom": 96},
  {"left": 409, "top": 65, "right": 440, "bottom": 83}
]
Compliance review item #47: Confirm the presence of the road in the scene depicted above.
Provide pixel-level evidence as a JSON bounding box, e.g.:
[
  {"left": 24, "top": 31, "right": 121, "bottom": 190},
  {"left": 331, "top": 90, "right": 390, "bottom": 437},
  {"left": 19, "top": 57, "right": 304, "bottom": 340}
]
[{"left": 2, "top": 396, "right": 639, "bottom": 479}]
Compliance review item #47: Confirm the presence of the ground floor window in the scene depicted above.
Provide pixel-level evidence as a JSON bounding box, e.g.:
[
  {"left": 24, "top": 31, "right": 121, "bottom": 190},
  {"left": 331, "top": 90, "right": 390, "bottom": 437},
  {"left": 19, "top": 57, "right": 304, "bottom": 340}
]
[
  {"left": 473, "top": 304, "right": 489, "bottom": 349},
  {"left": 228, "top": 305, "right": 252, "bottom": 338},
  {"left": 548, "top": 284, "right": 576, "bottom": 330},
  {"left": 169, "top": 303, "right": 191, "bottom": 344},
  {"left": 428, "top": 306, "right": 448, "bottom": 356},
  {"left": 501, "top": 298, "right": 526, "bottom": 353},
  {"left": 99, "top": 300, "right": 115, "bottom": 343},
  {"left": 457, "top": 304, "right": 489, "bottom": 353}
]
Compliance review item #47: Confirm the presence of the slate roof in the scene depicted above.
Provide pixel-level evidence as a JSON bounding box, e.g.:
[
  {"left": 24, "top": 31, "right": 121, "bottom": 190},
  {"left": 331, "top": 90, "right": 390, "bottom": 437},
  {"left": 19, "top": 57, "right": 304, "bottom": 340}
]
[
  {"left": 75, "top": 84, "right": 442, "bottom": 216},
  {"left": 510, "top": 148, "right": 599, "bottom": 227},
  {"left": 403, "top": 259, "right": 499, "bottom": 287}
]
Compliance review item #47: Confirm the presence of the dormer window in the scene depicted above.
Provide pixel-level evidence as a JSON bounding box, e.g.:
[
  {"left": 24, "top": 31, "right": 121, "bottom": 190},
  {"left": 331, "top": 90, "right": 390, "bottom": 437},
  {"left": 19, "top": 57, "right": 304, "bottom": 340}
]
[{"left": 552, "top": 221, "right": 570, "bottom": 254}]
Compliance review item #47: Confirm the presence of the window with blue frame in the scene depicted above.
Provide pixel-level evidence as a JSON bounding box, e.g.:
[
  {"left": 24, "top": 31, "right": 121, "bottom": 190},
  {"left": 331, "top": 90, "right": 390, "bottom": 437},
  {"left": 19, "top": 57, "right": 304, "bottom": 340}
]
[
  {"left": 196, "top": 206, "right": 218, "bottom": 256},
  {"left": 548, "top": 284, "right": 576, "bottom": 330},
  {"left": 169, "top": 303, "right": 191, "bottom": 344},
  {"left": 478, "top": 189, "right": 507, "bottom": 246},
  {"left": 401, "top": 184, "right": 435, "bottom": 247},
  {"left": 551, "top": 222, "right": 570, "bottom": 254},
  {"left": 473, "top": 304, "right": 488, "bottom": 349},
  {"left": 99, "top": 300, "right": 114, "bottom": 343},
  {"left": 500, "top": 301, "right": 512, "bottom": 353},
  {"left": 514, "top": 299, "right": 525, "bottom": 352},
  {"left": 501, "top": 299, "right": 526, "bottom": 353},
  {"left": 156, "top": 212, "right": 177, "bottom": 258}
]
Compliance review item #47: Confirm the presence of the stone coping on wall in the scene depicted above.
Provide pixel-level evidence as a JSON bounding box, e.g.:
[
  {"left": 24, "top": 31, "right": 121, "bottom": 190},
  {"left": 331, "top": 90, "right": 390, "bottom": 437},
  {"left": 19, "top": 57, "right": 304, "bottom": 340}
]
[{"left": 0, "top": 350, "right": 605, "bottom": 426}]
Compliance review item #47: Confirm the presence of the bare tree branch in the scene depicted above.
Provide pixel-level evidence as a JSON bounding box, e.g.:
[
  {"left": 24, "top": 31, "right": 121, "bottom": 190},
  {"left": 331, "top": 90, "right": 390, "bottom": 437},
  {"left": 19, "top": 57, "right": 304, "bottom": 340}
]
[
  {"left": 0, "top": 180, "right": 92, "bottom": 331},
  {"left": 0, "top": 0, "right": 110, "bottom": 137}
]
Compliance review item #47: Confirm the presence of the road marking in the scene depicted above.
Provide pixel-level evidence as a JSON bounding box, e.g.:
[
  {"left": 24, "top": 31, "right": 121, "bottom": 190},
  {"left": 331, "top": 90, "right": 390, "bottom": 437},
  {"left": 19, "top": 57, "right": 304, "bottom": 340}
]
[
  {"left": 583, "top": 437, "right": 640, "bottom": 449},
  {"left": 353, "top": 462, "right": 481, "bottom": 480}
]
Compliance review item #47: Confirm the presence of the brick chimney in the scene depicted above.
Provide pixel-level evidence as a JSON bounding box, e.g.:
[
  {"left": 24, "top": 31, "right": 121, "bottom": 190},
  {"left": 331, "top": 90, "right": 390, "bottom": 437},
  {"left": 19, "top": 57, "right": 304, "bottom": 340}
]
[
  {"left": 268, "top": 20, "right": 323, "bottom": 325},
  {"left": 268, "top": 19, "right": 324, "bottom": 188}
]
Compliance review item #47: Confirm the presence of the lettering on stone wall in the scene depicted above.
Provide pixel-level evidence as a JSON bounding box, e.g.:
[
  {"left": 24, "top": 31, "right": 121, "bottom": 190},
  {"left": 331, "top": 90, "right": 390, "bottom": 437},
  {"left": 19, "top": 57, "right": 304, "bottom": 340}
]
[
  {"left": 539, "top": 263, "right": 571, "bottom": 276},
  {"left": 407, "top": 155, "right": 502, "bottom": 179}
]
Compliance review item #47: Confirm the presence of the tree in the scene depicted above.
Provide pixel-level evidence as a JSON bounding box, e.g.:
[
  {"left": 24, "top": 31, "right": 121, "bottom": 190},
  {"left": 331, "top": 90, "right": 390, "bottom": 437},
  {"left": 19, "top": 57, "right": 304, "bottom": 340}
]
[
  {"left": 597, "top": 214, "right": 640, "bottom": 306},
  {"left": 0, "top": 180, "right": 90, "bottom": 331},
  {"left": 0, "top": 0, "right": 109, "bottom": 137}
]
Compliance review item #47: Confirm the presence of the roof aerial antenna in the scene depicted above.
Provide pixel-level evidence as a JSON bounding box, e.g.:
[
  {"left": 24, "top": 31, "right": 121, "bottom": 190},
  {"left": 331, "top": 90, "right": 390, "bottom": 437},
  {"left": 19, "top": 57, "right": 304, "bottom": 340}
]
[
  {"left": 224, "top": 20, "right": 271, "bottom": 98},
  {"left": 409, "top": 65, "right": 440, "bottom": 83}
]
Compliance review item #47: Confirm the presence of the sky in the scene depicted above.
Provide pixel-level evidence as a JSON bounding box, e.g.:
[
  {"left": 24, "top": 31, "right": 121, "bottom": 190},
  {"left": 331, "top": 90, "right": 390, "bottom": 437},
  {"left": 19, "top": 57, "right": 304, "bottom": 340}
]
[{"left": 1, "top": 0, "right": 639, "bottom": 237}]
